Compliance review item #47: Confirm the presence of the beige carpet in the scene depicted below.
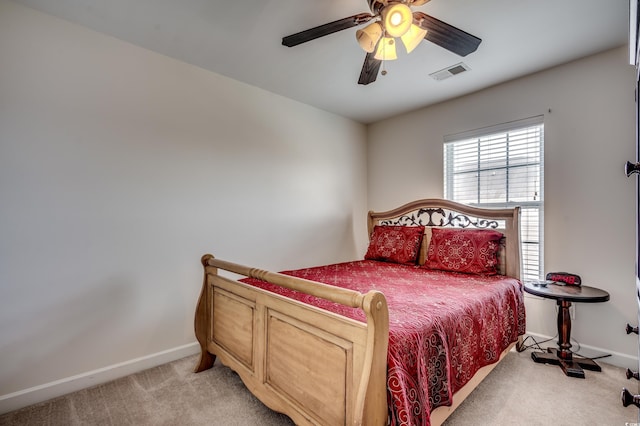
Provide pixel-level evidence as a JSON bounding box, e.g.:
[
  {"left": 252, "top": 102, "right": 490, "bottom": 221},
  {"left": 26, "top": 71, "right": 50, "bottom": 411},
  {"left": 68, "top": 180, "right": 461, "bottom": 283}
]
[
  {"left": 443, "top": 349, "right": 635, "bottom": 426},
  {"left": 0, "top": 349, "right": 637, "bottom": 425}
]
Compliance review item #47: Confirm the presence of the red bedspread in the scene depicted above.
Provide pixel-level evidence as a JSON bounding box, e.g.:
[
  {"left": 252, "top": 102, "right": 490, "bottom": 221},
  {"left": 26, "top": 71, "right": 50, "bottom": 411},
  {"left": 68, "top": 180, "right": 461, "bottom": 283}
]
[{"left": 242, "top": 260, "right": 525, "bottom": 426}]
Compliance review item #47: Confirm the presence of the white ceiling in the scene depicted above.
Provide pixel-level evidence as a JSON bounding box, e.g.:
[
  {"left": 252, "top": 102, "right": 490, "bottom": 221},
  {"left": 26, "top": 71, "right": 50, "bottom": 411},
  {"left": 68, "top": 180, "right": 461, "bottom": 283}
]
[{"left": 13, "top": 0, "right": 629, "bottom": 123}]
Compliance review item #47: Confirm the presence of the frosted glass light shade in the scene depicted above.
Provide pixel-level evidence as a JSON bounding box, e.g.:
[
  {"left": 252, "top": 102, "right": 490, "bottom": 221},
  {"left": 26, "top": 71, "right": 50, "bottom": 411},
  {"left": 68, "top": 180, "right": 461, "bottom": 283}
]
[
  {"left": 374, "top": 37, "right": 397, "bottom": 61},
  {"left": 356, "top": 22, "right": 383, "bottom": 53},
  {"left": 382, "top": 3, "right": 412, "bottom": 38},
  {"left": 401, "top": 24, "right": 427, "bottom": 53}
]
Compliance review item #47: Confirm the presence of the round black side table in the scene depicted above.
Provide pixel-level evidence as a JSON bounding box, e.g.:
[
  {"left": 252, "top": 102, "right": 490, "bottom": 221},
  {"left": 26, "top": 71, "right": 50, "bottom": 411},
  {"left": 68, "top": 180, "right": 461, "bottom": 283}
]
[{"left": 523, "top": 281, "right": 610, "bottom": 378}]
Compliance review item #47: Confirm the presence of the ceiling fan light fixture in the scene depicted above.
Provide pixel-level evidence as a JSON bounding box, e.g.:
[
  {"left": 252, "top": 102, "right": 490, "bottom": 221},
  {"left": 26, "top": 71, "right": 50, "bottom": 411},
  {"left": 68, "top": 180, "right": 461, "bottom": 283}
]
[
  {"left": 356, "top": 22, "right": 383, "bottom": 53},
  {"left": 373, "top": 37, "right": 397, "bottom": 61},
  {"left": 400, "top": 24, "right": 427, "bottom": 53},
  {"left": 281, "top": 0, "right": 482, "bottom": 85},
  {"left": 382, "top": 3, "right": 412, "bottom": 38}
]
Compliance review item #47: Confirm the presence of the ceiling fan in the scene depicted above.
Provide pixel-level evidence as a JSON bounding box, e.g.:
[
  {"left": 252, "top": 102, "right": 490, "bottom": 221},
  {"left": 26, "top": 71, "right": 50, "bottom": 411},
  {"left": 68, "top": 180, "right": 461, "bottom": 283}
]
[{"left": 282, "top": 0, "right": 481, "bottom": 85}]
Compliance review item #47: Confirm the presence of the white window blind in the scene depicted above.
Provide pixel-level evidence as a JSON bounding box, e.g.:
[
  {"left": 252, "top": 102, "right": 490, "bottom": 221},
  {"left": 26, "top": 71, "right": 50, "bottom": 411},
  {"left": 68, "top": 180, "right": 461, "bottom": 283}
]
[{"left": 444, "top": 116, "right": 544, "bottom": 281}]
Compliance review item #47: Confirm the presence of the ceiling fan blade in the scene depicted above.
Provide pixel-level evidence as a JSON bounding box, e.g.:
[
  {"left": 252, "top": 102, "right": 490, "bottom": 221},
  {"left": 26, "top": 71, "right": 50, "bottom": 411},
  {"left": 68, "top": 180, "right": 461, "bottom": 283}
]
[
  {"left": 282, "top": 13, "right": 374, "bottom": 47},
  {"left": 358, "top": 52, "right": 382, "bottom": 85},
  {"left": 413, "top": 11, "right": 481, "bottom": 57}
]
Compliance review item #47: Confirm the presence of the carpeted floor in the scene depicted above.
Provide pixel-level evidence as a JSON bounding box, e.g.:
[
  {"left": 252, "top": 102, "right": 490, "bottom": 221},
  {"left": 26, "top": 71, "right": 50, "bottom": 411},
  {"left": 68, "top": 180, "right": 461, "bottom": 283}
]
[
  {"left": 443, "top": 349, "right": 635, "bottom": 425},
  {"left": 0, "top": 348, "right": 637, "bottom": 425}
]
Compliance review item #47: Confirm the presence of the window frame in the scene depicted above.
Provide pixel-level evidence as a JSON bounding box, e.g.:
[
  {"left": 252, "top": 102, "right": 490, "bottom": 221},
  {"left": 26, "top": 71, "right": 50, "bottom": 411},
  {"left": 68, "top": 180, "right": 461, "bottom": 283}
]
[{"left": 443, "top": 116, "right": 544, "bottom": 281}]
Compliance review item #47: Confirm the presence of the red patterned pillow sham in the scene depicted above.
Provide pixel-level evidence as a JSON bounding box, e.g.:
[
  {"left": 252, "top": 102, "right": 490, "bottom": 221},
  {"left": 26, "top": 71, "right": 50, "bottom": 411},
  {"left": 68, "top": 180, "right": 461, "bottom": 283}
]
[
  {"left": 364, "top": 225, "right": 425, "bottom": 265},
  {"left": 425, "top": 228, "right": 503, "bottom": 275}
]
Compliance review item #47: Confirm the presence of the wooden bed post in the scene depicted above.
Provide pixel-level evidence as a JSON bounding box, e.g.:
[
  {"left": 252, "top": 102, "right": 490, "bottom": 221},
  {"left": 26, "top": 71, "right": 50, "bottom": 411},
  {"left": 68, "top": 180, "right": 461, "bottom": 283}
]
[
  {"left": 193, "top": 254, "right": 216, "bottom": 373},
  {"left": 355, "top": 290, "right": 389, "bottom": 425},
  {"left": 503, "top": 205, "right": 521, "bottom": 280}
]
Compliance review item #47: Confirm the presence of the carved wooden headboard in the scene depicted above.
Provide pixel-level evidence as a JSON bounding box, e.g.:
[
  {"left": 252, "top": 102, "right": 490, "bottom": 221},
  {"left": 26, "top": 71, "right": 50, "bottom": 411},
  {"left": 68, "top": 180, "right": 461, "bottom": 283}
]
[{"left": 367, "top": 199, "right": 521, "bottom": 279}]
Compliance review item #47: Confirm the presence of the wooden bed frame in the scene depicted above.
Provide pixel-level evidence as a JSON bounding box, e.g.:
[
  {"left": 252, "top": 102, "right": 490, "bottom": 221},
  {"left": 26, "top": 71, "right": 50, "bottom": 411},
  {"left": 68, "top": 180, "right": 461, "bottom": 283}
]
[{"left": 194, "top": 199, "right": 523, "bottom": 425}]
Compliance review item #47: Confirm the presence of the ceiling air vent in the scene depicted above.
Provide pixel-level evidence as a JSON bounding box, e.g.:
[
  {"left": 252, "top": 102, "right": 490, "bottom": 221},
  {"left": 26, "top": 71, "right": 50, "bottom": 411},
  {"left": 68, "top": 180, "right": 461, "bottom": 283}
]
[{"left": 429, "top": 62, "right": 471, "bottom": 81}]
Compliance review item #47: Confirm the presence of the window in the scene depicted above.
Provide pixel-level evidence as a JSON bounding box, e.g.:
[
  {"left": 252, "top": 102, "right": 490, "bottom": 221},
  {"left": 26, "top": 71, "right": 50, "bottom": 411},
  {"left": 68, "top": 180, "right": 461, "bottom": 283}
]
[{"left": 444, "top": 116, "right": 544, "bottom": 281}]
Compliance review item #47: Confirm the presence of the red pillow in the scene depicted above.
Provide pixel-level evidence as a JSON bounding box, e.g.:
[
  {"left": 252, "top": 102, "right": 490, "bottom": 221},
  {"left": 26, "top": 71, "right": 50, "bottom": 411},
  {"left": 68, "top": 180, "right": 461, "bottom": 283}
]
[
  {"left": 365, "top": 225, "right": 425, "bottom": 265},
  {"left": 425, "top": 228, "right": 503, "bottom": 275}
]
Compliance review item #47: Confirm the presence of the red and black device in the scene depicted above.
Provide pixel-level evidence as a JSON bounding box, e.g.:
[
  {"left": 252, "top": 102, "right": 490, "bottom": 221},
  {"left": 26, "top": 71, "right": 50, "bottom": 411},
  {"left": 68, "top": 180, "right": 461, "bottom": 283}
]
[{"left": 546, "top": 272, "right": 582, "bottom": 286}]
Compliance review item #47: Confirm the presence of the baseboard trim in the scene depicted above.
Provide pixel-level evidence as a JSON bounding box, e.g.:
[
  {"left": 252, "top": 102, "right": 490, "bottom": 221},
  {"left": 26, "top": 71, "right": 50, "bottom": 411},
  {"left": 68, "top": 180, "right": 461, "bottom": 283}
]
[
  {"left": 0, "top": 342, "right": 200, "bottom": 415},
  {"left": 4, "top": 335, "right": 636, "bottom": 415},
  {"left": 524, "top": 331, "right": 638, "bottom": 370}
]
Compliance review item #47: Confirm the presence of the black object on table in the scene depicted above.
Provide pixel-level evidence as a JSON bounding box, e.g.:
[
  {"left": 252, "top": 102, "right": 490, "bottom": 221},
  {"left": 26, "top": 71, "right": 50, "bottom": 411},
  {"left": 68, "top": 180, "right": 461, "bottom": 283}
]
[{"left": 523, "top": 281, "right": 610, "bottom": 378}]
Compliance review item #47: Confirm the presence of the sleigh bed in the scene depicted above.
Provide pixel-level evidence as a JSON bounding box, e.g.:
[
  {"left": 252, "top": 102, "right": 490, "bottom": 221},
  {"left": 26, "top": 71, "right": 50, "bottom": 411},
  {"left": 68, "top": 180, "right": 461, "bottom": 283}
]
[{"left": 194, "top": 199, "right": 525, "bottom": 425}]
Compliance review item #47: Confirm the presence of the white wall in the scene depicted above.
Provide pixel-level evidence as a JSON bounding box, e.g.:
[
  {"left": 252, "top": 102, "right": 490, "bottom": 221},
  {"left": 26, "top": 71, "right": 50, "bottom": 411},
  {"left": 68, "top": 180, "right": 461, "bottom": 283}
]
[
  {"left": 0, "top": 0, "right": 367, "bottom": 411},
  {"left": 368, "top": 46, "right": 638, "bottom": 369}
]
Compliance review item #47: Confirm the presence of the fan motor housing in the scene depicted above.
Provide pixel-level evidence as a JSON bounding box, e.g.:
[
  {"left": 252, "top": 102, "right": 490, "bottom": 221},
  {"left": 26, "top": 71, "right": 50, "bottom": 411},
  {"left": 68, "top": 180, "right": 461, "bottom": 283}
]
[
  {"left": 369, "top": 0, "right": 431, "bottom": 14},
  {"left": 368, "top": 0, "right": 385, "bottom": 14}
]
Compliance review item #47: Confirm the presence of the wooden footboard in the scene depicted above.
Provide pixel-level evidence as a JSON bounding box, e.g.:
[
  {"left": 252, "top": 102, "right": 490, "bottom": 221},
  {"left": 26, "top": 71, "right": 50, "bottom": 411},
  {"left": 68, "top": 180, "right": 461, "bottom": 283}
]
[{"left": 194, "top": 254, "right": 389, "bottom": 426}]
